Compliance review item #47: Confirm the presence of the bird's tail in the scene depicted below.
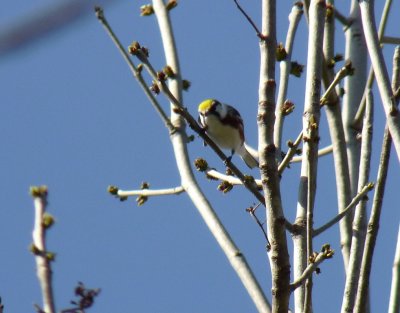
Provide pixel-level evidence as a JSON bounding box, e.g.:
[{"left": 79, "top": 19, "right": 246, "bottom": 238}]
[{"left": 238, "top": 143, "right": 259, "bottom": 169}]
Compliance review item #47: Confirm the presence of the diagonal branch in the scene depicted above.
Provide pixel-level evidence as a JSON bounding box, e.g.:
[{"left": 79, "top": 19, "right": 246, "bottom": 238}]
[
  {"left": 290, "top": 244, "right": 335, "bottom": 292},
  {"left": 341, "top": 89, "right": 374, "bottom": 313},
  {"left": 320, "top": 62, "right": 354, "bottom": 106},
  {"left": 274, "top": 2, "right": 303, "bottom": 150},
  {"left": 233, "top": 0, "right": 266, "bottom": 40},
  {"left": 352, "top": 0, "right": 394, "bottom": 129},
  {"left": 313, "top": 183, "right": 374, "bottom": 237},
  {"left": 357, "top": 1, "right": 400, "bottom": 164},
  {"left": 278, "top": 132, "right": 303, "bottom": 174},
  {"left": 94, "top": 7, "right": 175, "bottom": 133}
]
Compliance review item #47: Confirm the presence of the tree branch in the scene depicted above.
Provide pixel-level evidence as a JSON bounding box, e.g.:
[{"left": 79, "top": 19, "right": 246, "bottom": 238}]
[
  {"left": 203, "top": 168, "right": 263, "bottom": 187},
  {"left": 301, "top": 2, "right": 325, "bottom": 311},
  {"left": 352, "top": 0, "right": 394, "bottom": 129},
  {"left": 30, "top": 186, "right": 56, "bottom": 313},
  {"left": 290, "top": 144, "right": 332, "bottom": 163},
  {"left": 381, "top": 36, "right": 400, "bottom": 45},
  {"left": 341, "top": 89, "right": 374, "bottom": 313},
  {"left": 320, "top": 62, "right": 354, "bottom": 106},
  {"left": 334, "top": 7, "right": 350, "bottom": 26},
  {"left": 354, "top": 129, "right": 391, "bottom": 313},
  {"left": 290, "top": 244, "right": 334, "bottom": 292},
  {"left": 322, "top": 0, "right": 354, "bottom": 270},
  {"left": 278, "top": 132, "right": 303, "bottom": 174},
  {"left": 389, "top": 225, "right": 400, "bottom": 313},
  {"left": 274, "top": 2, "right": 303, "bottom": 150},
  {"left": 233, "top": 0, "right": 265, "bottom": 40},
  {"left": 355, "top": 44, "right": 400, "bottom": 313},
  {"left": 358, "top": 0, "right": 400, "bottom": 162},
  {"left": 114, "top": 185, "right": 185, "bottom": 197},
  {"left": 257, "top": 0, "right": 290, "bottom": 311},
  {"left": 313, "top": 183, "right": 374, "bottom": 237},
  {"left": 94, "top": 7, "right": 175, "bottom": 133}
]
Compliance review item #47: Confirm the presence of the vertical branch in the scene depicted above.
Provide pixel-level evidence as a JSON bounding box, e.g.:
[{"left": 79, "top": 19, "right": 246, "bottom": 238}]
[
  {"left": 389, "top": 226, "right": 400, "bottom": 313},
  {"left": 352, "top": 0, "right": 393, "bottom": 128},
  {"left": 358, "top": 0, "right": 400, "bottom": 162},
  {"left": 258, "top": 1, "right": 290, "bottom": 312},
  {"left": 299, "top": 2, "right": 325, "bottom": 312},
  {"left": 341, "top": 91, "right": 373, "bottom": 313},
  {"left": 274, "top": 2, "right": 303, "bottom": 150},
  {"left": 322, "top": 0, "right": 353, "bottom": 268},
  {"left": 388, "top": 45, "right": 400, "bottom": 313},
  {"left": 343, "top": 0, "right": 367, "bottom": 194},
  {"left": 354, "top": 45, "right": 400, "bottom": 313},
  {"left": 342, "top": 0, "right": 367, "bottom": 266},
  {"left": 293, "top": 2, "right": 325, "bottom": 311},
  {"left": 150, "top": 1, "right": 271, "bottom": 312},
  {"left": 354, "top": 129, "right": 391, "bottom": 313},
  {"left": 30, "top": 186, "right": 56, "bottom": 313}
]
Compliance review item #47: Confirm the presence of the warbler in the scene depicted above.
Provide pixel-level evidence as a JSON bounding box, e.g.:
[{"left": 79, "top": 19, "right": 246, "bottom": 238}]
[{"left": 198, "top": 99, "right": 259, "bottom": 169}]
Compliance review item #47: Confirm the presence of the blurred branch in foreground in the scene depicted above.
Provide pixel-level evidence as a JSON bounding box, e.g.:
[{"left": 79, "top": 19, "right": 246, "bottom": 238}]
[{"left": 0, "top": 0, "right": 115, "bottom": 57}]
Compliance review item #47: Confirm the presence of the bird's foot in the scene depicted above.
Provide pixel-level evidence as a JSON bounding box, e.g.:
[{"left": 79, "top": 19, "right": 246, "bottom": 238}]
[{"left": 224, "top": 156, "right": 232, "bottom": 166}]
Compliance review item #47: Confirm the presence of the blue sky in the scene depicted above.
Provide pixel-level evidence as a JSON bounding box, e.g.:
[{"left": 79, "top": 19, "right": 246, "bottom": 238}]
[{"left": 1, "top": 1, "right": 400, "bottom": 312}]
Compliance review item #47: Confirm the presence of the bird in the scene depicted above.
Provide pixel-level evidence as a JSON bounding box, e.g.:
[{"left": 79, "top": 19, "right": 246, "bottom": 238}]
[{"left": 198, "top": 99, "right": 259, "bottom": 169}]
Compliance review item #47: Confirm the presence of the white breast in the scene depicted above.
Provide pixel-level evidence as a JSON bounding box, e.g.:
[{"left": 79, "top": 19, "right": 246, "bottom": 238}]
[{"left": 204, "top": 114, "right": 242, "bottom": 151}]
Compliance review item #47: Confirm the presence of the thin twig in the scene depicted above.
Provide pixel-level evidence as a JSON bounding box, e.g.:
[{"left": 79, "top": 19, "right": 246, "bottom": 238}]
[
  {"left": 320, "top": 62, "right": 354, "bottom": 106},
  {"left": 290, "top": 245, "right": 335, "bottom": 292},
  {"left": 233, "top": 0, "right": 265, "bottom": 40},
  {"left": 291, "top": 144, "right": 332, "bottom": 163},
  {"left": 204, "top": 168, "right": 263, "bottom": 187},
  {"left": 116, "top": 186, "right": 185, "bottom": 197},
  {"left": 381, "top": 36, "right": 400, "bottom": 45},
  {"left": 313, "top": 183, "right": 374, "bottom": 237},
  {"left": 274, "top": 2, "right": 303, "bottom": 150},
  {"left": 247, "top": 203, "right": 271, "bottom": 248},
  {"left": 278, "top": 132, "right": 303, "bottom": 174},
  {"left": 246, "top": 139, "right": 333, "bottom": 165},
  {"left": 95, "top": 7, "right": 175, "bottom": 134},
  {"left": 334, "top": 8, "right": 350, "bottom": 26}
]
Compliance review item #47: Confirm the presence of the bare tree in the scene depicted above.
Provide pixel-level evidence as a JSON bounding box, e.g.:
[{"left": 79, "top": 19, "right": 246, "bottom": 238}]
[{"left": 24, "top": 0, "right": 400, "bottom": 312}]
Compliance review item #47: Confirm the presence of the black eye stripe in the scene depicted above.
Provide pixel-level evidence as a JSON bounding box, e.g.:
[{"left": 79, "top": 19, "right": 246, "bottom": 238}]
[{"left": 210, "top": 100, "right": 219, "bottom": 111}]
